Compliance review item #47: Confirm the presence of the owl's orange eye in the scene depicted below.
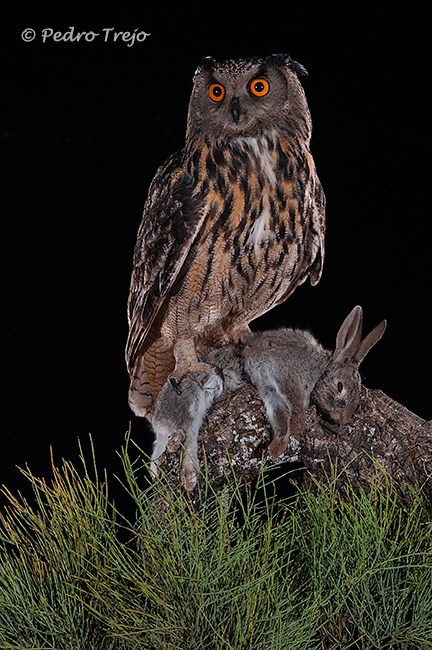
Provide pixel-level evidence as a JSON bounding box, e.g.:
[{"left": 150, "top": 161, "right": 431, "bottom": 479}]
[
  {"left": 208, "top": 83, "right": 225, "bottom": 102},
  {"left": 249, "top": 78, "right": 270, "bottom": 97}
]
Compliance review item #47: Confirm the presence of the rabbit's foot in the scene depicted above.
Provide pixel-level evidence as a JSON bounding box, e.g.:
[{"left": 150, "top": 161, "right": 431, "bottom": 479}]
[
  {"left": 166, "top": 428, "right": 186, "bottom": 453},
  {"left": 180, "top": 456, "right": 198, "bottom": 491},
  {"left": 269, "top": 435, "right": 290, "bottom": 458},
  {"left": 149, "top": 456, "right": 162, "bottom": 481}
]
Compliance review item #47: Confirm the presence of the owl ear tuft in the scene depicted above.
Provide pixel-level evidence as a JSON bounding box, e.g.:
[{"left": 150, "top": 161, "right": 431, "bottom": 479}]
[
  {"left": 192, "top": 56, "right": 216, "bottom": 83},
  {"left": 288, "top": 59, "right": 309, "bottom": 77},
  {"left": 193, "top": 56, "right": 216, "bottom": 82},
  {"left": 268, "top": 53, "right": 308, "bottom": 77},
  {"left": 199, "top": 56, "right": 216, "bottom": 71}
]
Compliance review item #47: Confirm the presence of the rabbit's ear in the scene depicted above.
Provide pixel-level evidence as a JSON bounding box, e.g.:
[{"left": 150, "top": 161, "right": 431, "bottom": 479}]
[
  {"left": 333, "top": 306, "right": 363, "bottom": 362},
  {"left": 354, "top": 319, "right": 387, "bottom": 364}
]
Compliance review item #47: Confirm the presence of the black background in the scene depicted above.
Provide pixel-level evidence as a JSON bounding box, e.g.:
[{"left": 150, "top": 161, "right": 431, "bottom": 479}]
[{"left": 2, "top": 4, "right": 430, "bottom": 494}]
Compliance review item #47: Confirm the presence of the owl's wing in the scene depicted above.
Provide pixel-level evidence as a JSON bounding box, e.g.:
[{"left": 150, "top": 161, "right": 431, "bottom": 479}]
[
  {"left": 126, "top": 149, "right": 207, "bottom": 373},
  {"left": 305, "top": 174, "right": 326, "bottom": 286},
  {"left": 274, "top": 156, "right": 326, "bottom": 307}
]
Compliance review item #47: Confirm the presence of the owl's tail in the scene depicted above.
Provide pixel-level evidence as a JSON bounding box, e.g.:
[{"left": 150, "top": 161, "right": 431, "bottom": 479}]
[{"left": 128, "top": 328, "right": 175, "bottom": 419}]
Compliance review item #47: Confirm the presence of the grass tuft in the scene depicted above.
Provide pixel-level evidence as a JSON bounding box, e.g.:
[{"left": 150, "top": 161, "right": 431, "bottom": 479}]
[{"left": 0, "top": 433, "right": 431, "bottom": 649}]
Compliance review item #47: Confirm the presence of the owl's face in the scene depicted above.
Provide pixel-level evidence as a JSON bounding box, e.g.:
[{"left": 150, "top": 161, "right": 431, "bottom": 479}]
[{"left": 186, "top": 54, "right": 312, "bottom": 144}]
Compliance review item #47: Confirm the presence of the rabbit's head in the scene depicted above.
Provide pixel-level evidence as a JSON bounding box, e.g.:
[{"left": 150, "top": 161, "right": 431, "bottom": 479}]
[{"left": 311, "top": 306, "right": 386, "bottom": 425}]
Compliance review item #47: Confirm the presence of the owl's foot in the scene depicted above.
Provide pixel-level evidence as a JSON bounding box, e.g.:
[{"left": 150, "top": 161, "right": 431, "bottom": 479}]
[{"left": 169, "top": 363, "right": 224, "bottom": 395}]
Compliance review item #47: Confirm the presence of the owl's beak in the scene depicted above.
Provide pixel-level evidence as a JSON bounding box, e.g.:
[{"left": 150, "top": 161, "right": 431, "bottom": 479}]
[{"left": 231, "top": 97, "right": 241, "bottom": 125}]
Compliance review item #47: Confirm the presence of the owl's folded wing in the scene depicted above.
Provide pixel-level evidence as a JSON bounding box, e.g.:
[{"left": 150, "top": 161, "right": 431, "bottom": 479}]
[
  {"left": 126, "top": 150, "right": 208, "bottom": 373},
  {"left": 306, "top": 173, "right": 326, "bottom": 286}
]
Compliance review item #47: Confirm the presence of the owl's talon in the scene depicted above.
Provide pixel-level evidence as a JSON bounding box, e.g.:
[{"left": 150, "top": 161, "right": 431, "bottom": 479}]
[{"left": 169, "top": 376, "right": 182, "bottom": 395}]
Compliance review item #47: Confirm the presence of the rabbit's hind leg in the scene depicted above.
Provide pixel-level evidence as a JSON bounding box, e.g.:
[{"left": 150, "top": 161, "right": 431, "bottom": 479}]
[
  {"left": 258, "top": 384, "right": 292, "bottom": 458},
  {"left": 179, "top": 370, "right": 224, "bottom": 490},
  {"left": 151, "top": 371, "right": 224, "bottom": 490}
]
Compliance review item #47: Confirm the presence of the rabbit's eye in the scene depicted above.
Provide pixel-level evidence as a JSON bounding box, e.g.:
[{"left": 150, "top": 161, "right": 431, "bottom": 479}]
[{"left": 337, "top": 382, "right": 343, "bottom": 393}]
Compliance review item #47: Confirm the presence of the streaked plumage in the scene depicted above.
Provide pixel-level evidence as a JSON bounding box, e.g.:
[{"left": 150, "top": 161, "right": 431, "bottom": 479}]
[{"left": 126, "top": 54, "right": 325, "bottom": 417}]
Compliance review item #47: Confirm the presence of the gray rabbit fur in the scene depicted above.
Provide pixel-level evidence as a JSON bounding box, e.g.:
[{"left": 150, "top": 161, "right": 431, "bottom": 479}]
[
  {"left": 151, "top": 306, "right": 386, "bottom": 490},
  {"left": 243, "top": 306, "right": 386, "bottom": 458},
  {"left": 150, "top": 345, "right": 243, "bottom": 489}
]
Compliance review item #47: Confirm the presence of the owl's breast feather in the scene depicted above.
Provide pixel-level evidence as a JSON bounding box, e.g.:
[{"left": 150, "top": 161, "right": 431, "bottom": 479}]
[{"left": 168, "top": 135, "right": 322, "bottom": 321}]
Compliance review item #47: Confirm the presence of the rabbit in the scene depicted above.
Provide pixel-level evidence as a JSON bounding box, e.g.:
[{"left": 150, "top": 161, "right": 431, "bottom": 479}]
[
  {"left": 150, "top": 306, "right": 386, "bottom": 488},
  {"left": 150, "top": 344, "right": 244, "bottom": 490},
  {"left": 243, "top": 305, "right": 387, "bottom": 457}
]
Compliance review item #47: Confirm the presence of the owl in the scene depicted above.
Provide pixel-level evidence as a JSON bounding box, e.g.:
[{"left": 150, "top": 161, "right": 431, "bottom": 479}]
[{"left": 126, "top": 53, "right": 325, "bottom": 420}]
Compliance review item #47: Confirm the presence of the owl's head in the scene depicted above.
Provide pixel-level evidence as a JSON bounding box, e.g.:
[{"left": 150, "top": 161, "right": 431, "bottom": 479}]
[{"left": 186, "top": 54, "right": 312, "bottom": 144}]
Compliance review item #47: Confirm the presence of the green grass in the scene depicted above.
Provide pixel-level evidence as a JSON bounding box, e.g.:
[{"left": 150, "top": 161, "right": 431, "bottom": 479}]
[{"left": 0, "top": 435, "right": 431, "bottom": 649}]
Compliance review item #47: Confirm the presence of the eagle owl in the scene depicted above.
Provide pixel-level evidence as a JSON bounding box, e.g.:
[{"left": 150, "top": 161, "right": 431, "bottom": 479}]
[{"left": 126, "top": 54, "right": 325, "bottom": 418}]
